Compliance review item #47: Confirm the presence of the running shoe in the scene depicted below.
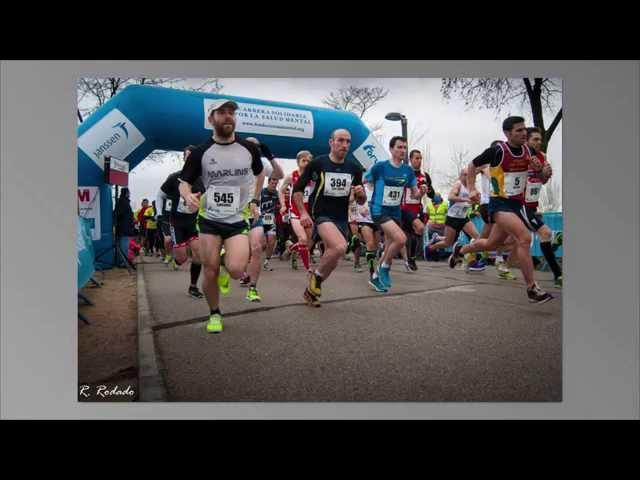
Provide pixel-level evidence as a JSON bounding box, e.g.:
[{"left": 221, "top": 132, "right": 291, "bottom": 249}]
[
  {"left": 467, "top": 260, "right": 487, "bottom": 272},
  {"left": 169, "top": 258, "right": 180, "bottom": 271},
  {"left": 404, "top": 262, "right": 412, "bottom": 273},
  {"left": 353, "top": 264, "right": 364, "bottom": 273},
  {"left": 498, "top": 270, "right": 516, "bottom": 281},
  {"left": 368, "top": 276, "right": 388, "bottom": 293},
  {"left": 263, "top": 260, "right": 273, "bottom": 271},
  {"left": 408, "top": 258, "right": 418, "bottom": 271},
  {"left": 188, "top": 286, "right": 204, "bottom": 299},
  {"left": 377, "top": 266, "right": 392, "bottom": 289},
  {"left": 246, "top": 287, "right": 262, "bottom": 302},
  {"left": 308, "top": 272, "right": 322, "bottom": 297},
  {"left": 163, "top": 255, "right": 171, "bottom": 264},
  {"left": 554, "top": 276, "right": 563, "bottom": 288},
  {"left": 206, "top": 313, "right": 223, "bottom": 333},
  {"left": 448, "top": 242, "right": 463, "bottom": 269},
  {"left": 239, "top": 275, "right": 251, "bottom": 288},
  {"left": 310, "top": 253, "right": 318, "bottom": 265},
  {"left": 304, "top": 288, "right": 321, "bottom": 307},
  {"left": 218, "top": 267, "right": 231, "bottom": 295},
  {"left": 527, "top": 283, "right": 554, "bottom": 304}
]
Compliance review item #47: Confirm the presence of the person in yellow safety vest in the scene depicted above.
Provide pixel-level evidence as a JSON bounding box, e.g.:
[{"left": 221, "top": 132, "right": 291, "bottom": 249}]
[
  {"left": 143, "top": 203, "right": 158, "bottom": 256},
  {"left": 426, "top": 193, "right": 448, "bottom": 260}
]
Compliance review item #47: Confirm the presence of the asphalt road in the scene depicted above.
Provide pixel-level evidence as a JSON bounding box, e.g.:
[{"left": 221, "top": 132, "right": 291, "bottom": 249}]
[{"left": 141, "top": 255, "right": 562, "bottom": 402}]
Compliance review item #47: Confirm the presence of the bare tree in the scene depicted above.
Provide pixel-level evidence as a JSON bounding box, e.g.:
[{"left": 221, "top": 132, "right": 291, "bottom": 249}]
[
  {"left": 434, "top": 146, "right": 470, "bottom": 194},
  {"left": 77, "top": 77, "right": 223, "bottom": 119},
  {"left": 441, "top": 78, "right": 562, "bottom": 153},
  {"left": 322, "top": 86, "right": 389, "bottom": 120}
]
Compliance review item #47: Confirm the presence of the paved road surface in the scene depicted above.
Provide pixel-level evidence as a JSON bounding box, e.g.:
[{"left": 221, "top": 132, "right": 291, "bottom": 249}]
[{"left": 140, "top": 255, "right": 561, "bottom": 402}]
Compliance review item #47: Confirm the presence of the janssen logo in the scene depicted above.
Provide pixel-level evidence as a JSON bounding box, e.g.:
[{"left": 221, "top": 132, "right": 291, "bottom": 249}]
[
  {"left": 93, "top": 130, "right": 123, "bottom": 160},
  {"left": 362, "top": 144, "right": 379, "bottom": 163},
  {"left": 112, "top": 121, "right": 129, "bottom": 139},
  {"left": 92, "top": 122, "right": 129, "bottom": 159}
]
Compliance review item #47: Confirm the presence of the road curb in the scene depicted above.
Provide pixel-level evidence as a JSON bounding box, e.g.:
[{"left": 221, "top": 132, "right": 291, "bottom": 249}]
[{"left": 137, "top": 260, "right": 168, "bottom": 401}]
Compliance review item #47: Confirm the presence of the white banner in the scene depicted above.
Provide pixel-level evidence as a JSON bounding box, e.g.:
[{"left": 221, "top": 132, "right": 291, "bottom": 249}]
[
  {"left": 111, "top": 157, "right": 129, "bottom": 173},
  {"left": 78, "top": 109, "right": 145, "bottom": 170},
  {"left": 352, "top": 133, "right": 390, "bottom": 170},
  {"left": 203, "top": 100, "right": 314, "bottom": 139},
  {"left": 77, "top": 186, "right": 101, "bottom": 240}
]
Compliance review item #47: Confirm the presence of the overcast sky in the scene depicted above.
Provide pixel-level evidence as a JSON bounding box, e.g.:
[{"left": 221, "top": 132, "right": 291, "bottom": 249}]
[{"left": 95, "top": 78, "right": 562, "bottom": 209}]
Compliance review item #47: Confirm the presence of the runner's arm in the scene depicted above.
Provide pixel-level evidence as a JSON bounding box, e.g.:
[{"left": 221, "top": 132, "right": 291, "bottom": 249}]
[
  {"left": 292, "top": 159, "right": 316, "bottom": 214},
  {"left": 259, "top": 142, "right": 284, "bottom": 180},
  {"left": 279, "top": 174, "right": 292, "bottom": 212},
  {"left": 352, "top": 169, "right": 366, "bottom": 205},
  {"left": 448, "top": 181, "right": 464, "bottom": 203}
]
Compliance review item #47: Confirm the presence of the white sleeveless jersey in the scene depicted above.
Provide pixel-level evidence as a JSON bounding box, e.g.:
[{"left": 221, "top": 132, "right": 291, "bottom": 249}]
[
  {"left": 448, "top": 182, "right": 472, "bottom": 219},
  {"left": 480, "top": 170, "right": 491, "bottom": 205}
]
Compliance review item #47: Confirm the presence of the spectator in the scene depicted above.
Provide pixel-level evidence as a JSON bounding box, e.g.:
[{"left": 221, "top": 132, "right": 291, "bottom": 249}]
[
  {"left": 114, "top": 187, "right": 137, "bottom": 267},
  {"left": 425, "top": 193, "right": 448, "bottom": 260},
  {"left": 144, "top": 201, "right": 159, "bottom": 256},
  {"left": 136, "top": 199, "right": 150, "bottom": 253}
]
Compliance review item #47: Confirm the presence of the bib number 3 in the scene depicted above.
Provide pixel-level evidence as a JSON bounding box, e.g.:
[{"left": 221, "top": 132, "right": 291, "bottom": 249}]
[{"left": 324, "top": 173, "right": 352, "bottom": 197}]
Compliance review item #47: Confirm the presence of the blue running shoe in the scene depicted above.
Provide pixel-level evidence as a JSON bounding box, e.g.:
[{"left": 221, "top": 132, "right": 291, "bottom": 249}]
[
  {"left": 378, "top": 266, "right": 392, "bottom": 289},
  {"left": 368, "top": 276, "right": 388, "bottom": 293}
]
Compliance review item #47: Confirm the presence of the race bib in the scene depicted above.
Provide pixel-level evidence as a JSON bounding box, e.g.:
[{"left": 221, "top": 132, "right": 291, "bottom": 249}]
[
  {"left": 503, "top": 172, "right": 527, "bottom": 196},
  {"left": 324, "top": 173, "right": 352, "bottom": 197},
  {"left": 525, "top": 181, "right": 542, "bottom": 203},
  {"left": 382, "top": 185, "right": 404, "bottom": 206},
  {"left": 303, "top": 181, "right": 315, "bottom": 202},
  {"left": 176, "top": 197, "right": 196, "bottom": 214},
  {"left": 262, "top": 213, "right": 274, "bottom": 225},
  {"left": 165, "top": 199, "right": 172, "bottom": 212},
  {"left": 404, "top": 187, "right": 420, "bottom": 204},
  {"left": 206, "top": 186, "right": 241, "bottom": 217}
]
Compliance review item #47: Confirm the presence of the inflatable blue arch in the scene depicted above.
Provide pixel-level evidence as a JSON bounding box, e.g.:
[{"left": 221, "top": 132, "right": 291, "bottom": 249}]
[{"left": 77, "top": 85, "right": 389, "bottom": 267}]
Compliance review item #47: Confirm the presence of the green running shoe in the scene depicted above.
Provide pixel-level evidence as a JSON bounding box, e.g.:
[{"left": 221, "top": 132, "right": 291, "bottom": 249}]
[
  {"left": 554, "top": 276, "right": 563, "bottom": 288},
  {"left": 163, "top": 255, "right": 171, "bottom": 264},
  {"left": 246, "top": 287, "right": 262, "bottom": 302},
  {"left": 497, "top": 269, "right": 516, "bottom": 280},
  {"left": 206, "top": 313, "right": 223, "bottom": 334},
  {"left": 218, "top": 267, "right": 231, "bottom": 295}
]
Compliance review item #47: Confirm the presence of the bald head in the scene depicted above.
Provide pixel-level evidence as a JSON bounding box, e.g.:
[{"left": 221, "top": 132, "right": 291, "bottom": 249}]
[{"left": 329, "top": 129, "right": 351, "bottom": 161}]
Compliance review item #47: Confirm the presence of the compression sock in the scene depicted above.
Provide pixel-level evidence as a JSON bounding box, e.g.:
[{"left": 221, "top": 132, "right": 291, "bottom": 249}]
[
  {"left": 540, "top": 241, "right": 562, "bottom": 279},
  {"left": 298, "top": 245, "right": 310, "bottom": 270},
  {"left": 190, "top": 262, "right": 202, "bottom": 287}
]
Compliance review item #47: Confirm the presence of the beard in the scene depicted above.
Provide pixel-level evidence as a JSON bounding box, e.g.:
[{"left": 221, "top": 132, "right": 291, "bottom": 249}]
[{"left": 214, "top": 122, "right": 235, "bottom": 139}]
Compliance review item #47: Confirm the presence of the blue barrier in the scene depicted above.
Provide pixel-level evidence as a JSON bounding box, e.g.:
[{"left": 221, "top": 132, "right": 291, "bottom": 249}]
[{"left": 78, "top": 217, "right": 96, "bottom": 290}]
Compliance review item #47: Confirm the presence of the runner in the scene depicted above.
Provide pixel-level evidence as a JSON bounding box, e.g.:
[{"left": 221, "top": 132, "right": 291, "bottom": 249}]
[
  {"left": 525, "top": 127, "right": 562, "bottom": 288},
  {"left": 424, "top": 167, "right": 483, "bottom": 269},
  {"left": 356, "top": 178, "right": 384, "bottom": 288},
  {"left": 347, "top": 189, "right": 365, "bottom": 273},
  {"left": 366, "top": 136, "right": 428, "bottom": 291},
  {"left": 279, "top": 150, "right": 315, "bottom": 273},
  {"left": 179, "top": 99, "right": 266, "bottom": 332},
  {"left": 448, "top": 116, "right": 553, "bottom": 304},
  {"left": 292, "top": 129, "right": 366, "bottom": 307},
  {"left": 400, "top": 149, "right": 435, "bottom": 271},
  {"left": 243, "top": 175, "right": 283, "bottom": 302},
  {"left": 155, "top": 187, "right": 175, "bottom": 265},
  {"left": 158, "top": 146, "right": 206, "bottom": 299}
]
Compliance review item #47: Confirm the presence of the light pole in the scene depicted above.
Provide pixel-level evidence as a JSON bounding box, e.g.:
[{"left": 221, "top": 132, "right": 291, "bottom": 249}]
[{"left": 385, "top": 112, "right": 408, "bottom": 164}]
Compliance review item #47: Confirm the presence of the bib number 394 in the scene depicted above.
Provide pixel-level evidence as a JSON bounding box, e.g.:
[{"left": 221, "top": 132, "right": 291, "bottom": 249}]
[
  {"left": 206, "top": 186, "right": 240, "bottom": 217},
  {"left": 382, "top": 186, "right": 404, "bottom": 206},
  {"left": 504, "top": 172, "right": 527, "bottom": 196},
  {"left": 324, "top": 173, "right": 352, "bottom": 197}
]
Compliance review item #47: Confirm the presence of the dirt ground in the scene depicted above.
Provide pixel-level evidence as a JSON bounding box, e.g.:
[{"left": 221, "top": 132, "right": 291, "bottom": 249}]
[{"left": 78, "top": 267, "right": 138, "bottom": 402}]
